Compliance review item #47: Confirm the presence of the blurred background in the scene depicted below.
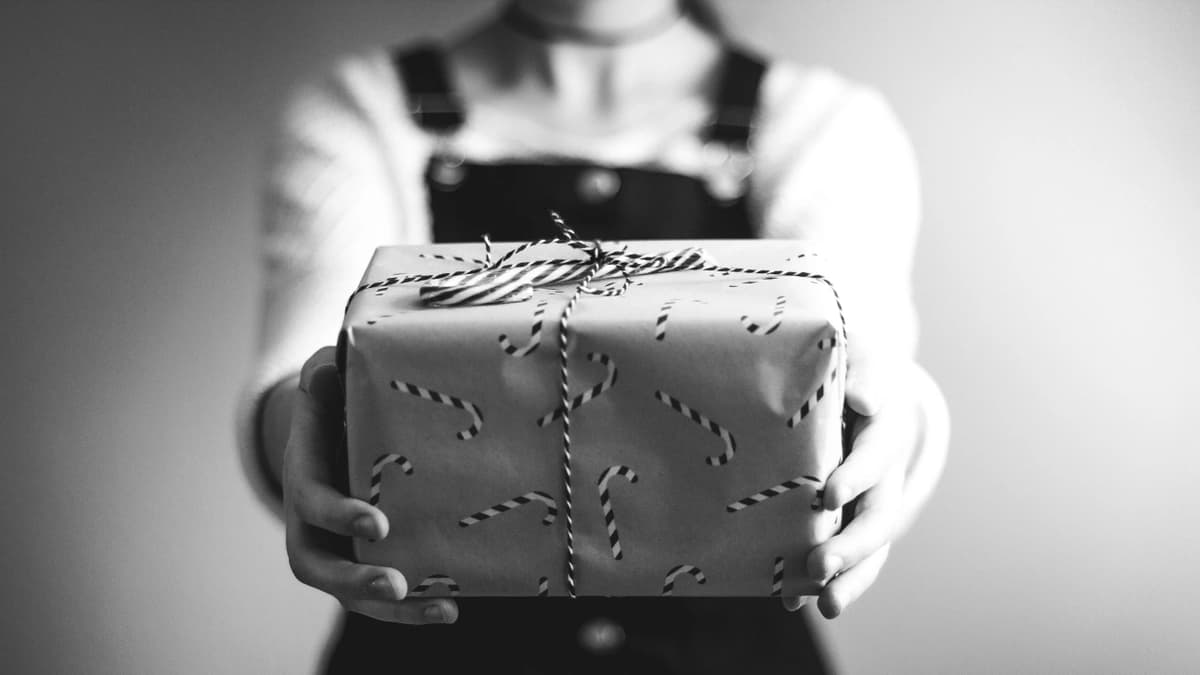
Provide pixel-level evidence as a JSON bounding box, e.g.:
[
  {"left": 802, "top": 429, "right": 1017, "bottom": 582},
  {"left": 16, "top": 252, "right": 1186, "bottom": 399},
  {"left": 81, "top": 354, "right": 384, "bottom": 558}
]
[{"left": 2, "top": 0, "right": 1198, "bottom": 672}]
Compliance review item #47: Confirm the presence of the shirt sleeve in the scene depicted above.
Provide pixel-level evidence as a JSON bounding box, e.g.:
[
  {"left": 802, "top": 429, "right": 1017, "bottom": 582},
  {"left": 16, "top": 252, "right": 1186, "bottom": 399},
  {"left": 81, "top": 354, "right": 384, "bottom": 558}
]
[
  {"left": 752, "top": 66, "right": 922, "bottom": 359},
  {"left": 235, "top": 55, "right": 411, "bottom": 512}
]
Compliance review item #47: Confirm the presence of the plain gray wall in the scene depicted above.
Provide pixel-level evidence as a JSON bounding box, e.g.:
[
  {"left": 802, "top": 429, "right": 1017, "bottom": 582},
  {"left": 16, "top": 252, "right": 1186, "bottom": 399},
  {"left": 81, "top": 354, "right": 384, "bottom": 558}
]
[{"left": 2, "top": 1, "right": 1198, "bottom": 673}]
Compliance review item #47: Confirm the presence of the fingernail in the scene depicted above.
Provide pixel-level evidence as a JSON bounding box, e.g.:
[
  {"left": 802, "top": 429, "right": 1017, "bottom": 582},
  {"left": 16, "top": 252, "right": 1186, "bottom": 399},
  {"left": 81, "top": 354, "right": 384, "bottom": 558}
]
[
  {"left": 783, "top": 596, "right": 808, "bottom": 612},
  {"left": 369, "top": 576, "right": 400, "bottom": 600},
  {"left": 352, "top": 515, "right": 377, "bottom": 539},
  {"left": 423, "top": 604, "right": 446, "bottom": 623}
]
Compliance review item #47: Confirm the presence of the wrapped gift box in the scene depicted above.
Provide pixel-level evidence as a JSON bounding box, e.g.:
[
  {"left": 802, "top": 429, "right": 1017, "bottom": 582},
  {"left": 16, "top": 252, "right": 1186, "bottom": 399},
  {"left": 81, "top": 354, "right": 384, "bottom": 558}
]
[{"left": 338, "top": 239, "right": 846, "bottom": 597}]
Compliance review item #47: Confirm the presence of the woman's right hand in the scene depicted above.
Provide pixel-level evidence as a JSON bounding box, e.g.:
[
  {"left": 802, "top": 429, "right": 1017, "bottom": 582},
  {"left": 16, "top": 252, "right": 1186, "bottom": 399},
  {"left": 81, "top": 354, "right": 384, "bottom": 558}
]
[{"left": 283, "top": 346, "right": 459, "bottom": 624}]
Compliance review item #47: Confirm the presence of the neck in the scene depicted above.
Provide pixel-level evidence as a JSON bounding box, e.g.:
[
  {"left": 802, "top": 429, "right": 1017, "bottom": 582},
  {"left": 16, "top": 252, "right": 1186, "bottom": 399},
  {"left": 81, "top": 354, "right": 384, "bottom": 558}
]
[
  {"left": 511, "top": 0, "right": 682, "bottom": 40},
  {"left": 464, "top": 0, "right": 720, "bottom": 118}
]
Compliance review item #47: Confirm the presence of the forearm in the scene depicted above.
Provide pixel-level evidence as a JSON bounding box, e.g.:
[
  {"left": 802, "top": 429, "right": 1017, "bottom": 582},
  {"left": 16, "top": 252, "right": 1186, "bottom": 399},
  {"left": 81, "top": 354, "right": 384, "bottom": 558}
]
[
  {"left": 261, "top": 374, "right": 301, "bottom": 493},
  {"left": 893, "top": 361, "right": 950, "bottom": 538}
]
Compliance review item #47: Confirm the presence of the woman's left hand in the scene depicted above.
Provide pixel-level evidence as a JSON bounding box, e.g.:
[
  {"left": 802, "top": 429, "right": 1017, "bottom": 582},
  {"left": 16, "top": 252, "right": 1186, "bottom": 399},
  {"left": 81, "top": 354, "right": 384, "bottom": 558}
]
[{"left": 785, "top": 350, "right": 923, "bottom": 619}]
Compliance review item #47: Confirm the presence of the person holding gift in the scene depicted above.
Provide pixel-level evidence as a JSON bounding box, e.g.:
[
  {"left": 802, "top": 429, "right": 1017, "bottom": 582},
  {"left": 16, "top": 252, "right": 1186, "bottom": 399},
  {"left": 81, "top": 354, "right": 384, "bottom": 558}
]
[{"left": 237, "top": 0, "right": 950, "bottom": 672}]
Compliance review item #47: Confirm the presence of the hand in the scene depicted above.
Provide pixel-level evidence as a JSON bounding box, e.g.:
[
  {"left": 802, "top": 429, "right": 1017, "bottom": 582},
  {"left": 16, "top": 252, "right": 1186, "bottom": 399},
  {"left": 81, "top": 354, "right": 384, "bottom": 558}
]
[
  {"left": 785, "top": 348, "right": 920, "bottom": 619},
  {"left": 284, "top": 346, "right": 459, "bottom": 625}
]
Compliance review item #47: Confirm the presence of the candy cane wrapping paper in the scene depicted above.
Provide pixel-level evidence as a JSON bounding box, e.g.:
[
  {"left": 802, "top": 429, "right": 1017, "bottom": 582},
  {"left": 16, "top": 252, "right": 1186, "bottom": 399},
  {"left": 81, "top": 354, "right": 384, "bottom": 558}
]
[{"left": 339, "top": 240, "right": 846, "bottom": 597}]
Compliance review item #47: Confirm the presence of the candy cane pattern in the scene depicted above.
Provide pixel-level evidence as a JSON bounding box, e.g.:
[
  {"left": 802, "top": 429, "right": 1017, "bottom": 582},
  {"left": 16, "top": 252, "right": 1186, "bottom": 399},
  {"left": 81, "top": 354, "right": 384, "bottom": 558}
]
[
  {"left": 783, "top": 252, "right": 817, "bottom": 262},
  {"left": 537, "top": 577, "right": 550, "bottom": 597},
  {"left": 498, "top": 300, "right": 548, "bottom": 357},
  {"left": 418, "top": 252, "right": 484, "bottom": 266},
  {"left": 697, "top": 263, "right": 847, "bottom": 353},
  {"left": 771, "top": 557, "right": 785, "bottom": 597},
  {"left": 726, "top": 474, "right": 823, "bottom": 513},
  {"left": 652, "top": 299, "right": 706, "bottom": 341},
  {"left": 727, "top": 276, "right": 778, "bottom": 289},
  {"left": 390, "top": 381, "right": 483, "bottom": 440},
  {"left": 409, "top": 574, "right": 460, "bottom": 597},
  {"left": 662, "top": 564, "right": 707, "bottom": 596},
  {"left": 459, "top": 491, "right": 558, "bottom": 528},
  {"left": 740, "top": 295, "right": 787, "bottom": 335},
  {"left": 368, "top": 454, "right": 413, "bottom": 506},
  {"left": 786, "top": 361, "right": 839, "bottom": 428},
  {"left": 597, "top": 465, "right": 639, "bottom": 560},
  {"left": 653, "top": 389, "right": 737, "bottom": 466},
  {"left": 654, "top": 299, "right": 678, "bottom": 341},
  {"left": 536, "top": 352, "right": 617, "bottom": 427}
]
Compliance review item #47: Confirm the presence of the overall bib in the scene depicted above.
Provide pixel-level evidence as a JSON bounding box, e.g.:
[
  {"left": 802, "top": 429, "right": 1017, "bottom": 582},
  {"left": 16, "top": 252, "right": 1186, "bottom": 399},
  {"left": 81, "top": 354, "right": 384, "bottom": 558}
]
[{"left": 322, "top": 44, "right": 832, "bottom": 675}]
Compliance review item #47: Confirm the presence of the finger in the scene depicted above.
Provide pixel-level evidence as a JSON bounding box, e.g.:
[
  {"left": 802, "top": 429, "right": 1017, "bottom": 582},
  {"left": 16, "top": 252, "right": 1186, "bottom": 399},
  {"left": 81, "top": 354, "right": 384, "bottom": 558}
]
[
  {"left": 817, "top": 544, "right": 890, "bottom": 619},
  {"left": 777, "top": 593, "right": 806, "bottom": 610},
  {"left": 285, "top": 359, "right": 344, "bottom": 489},
  {"left": 822, "top": 410, "right": 909, "bottom": 511},
  {"left": 348, "top": 598, "right": 460, "bottom": 625},
  {"left": 808, "top": 470, "right": 901, "bottom": 581},
  {"left": 285, "top": 348, "right": 388, "bottom": 539},
  {"left": 288, "top": 361, "right": 345, "bottom": 479},
  {"left": 298, "top": 345, "right": 342, "bottom": 411},
  {"left": 286, "top": 525, "right": 409, "bottom": 604},
  {"left": 288, "top": 473, "right": 388, "bottom": 540},
  {"left": 285, "top": 348, "right": 343, "bottom": 490},
  {"left": 780, "top": 576, "right": 826, "bottom": 610},
  {"left": 288, "top": 522, "right": 461, "bottom": 626},
  {"left": 843, "top": 346, "right": 898, "bottom": 417},
  {"left": 284, "top": 408, "right": 389, "bottom": 540}
]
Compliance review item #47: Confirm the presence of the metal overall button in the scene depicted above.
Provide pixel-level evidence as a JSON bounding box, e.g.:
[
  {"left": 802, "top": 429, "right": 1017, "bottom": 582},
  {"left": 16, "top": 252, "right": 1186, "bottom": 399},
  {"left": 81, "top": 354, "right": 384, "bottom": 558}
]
[
  {"left": 701, "top": 140, "right": 753, "bottom": 203},
  {"left": 577, "top": 167, "right": 621, "bottom": 203},
  {"left": 430, "top": 153, "right": 466, "bottom": 190},
  {"left": 577, "top": 616, "right": 626, "bottom": 654},
  {"left": 430, "top": 136, "right": 466, "bottom": 190}
]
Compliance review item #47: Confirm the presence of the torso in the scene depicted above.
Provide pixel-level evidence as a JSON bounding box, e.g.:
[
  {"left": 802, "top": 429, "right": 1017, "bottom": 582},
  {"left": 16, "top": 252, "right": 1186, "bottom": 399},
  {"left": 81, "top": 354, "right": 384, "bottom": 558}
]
[{"left": 395, "top": 38, "right": 767, "bottom": 242}]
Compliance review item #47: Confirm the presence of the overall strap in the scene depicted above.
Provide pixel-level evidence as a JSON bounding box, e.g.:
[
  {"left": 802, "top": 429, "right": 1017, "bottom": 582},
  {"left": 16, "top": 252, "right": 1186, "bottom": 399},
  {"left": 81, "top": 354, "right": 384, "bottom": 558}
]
[
  {"left": 393, "top": 44, "right": 466, "bottom": 133},
  {"left": 708, "top": 46, "right": 767, "bottom": 147}
]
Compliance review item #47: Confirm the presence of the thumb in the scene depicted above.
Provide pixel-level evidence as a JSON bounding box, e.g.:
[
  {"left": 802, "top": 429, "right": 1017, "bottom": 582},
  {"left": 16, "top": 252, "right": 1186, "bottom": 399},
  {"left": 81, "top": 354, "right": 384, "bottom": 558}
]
[
  {"left": 299, "top": 346, "right": 343, "bottom": 415},
  {"left": 287, "top": 345, "right": 348, "bottom": 496}
]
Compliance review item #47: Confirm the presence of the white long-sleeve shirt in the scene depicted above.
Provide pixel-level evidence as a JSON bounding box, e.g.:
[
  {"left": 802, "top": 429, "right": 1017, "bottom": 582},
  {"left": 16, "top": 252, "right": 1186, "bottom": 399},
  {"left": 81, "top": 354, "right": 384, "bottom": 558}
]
[{"left": 237, "top": 47, "right": 922, "bottom": 506}]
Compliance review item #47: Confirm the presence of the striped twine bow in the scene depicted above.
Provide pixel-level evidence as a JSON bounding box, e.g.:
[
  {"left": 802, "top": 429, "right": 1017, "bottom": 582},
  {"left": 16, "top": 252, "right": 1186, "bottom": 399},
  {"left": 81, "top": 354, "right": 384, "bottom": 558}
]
[
  {"left": 346, "top": 215, "right": 716, "bottom": 312},
  {"left": 345, "top": 212, "right": 849, "bottom": 598}
]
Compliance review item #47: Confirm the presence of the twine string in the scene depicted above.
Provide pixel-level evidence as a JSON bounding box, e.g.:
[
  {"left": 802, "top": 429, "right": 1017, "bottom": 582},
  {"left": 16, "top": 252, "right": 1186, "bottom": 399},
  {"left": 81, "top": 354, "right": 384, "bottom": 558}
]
[{"left": 553, "top": 248, "right": 606, "bottom": 597}]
